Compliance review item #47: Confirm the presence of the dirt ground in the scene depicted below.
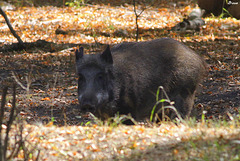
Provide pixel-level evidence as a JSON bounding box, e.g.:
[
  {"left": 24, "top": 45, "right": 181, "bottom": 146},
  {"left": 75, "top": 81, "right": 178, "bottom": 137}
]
[
  {"left": 0, "top": 1, "right": 239, "bottom": 125},
  {"left": 0, "top": 38, "right": 239, "bottom": 126}
]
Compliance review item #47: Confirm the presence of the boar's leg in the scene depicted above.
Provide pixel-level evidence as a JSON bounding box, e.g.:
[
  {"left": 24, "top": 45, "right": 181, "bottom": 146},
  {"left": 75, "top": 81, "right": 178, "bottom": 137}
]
[{"left": 169, "top": 89, "right": 196, "bottom": 120}]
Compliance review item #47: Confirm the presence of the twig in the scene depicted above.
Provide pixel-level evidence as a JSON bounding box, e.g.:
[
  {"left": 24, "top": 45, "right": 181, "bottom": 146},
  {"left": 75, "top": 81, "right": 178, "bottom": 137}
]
[
  {"left": 4, "top": 85, "right": 16, "bottom": 160},
  {"left": 8, "top": 130, "right": 23, "bottom": 159},
  {"left": 12, "top": 66, "right": 32, "bottom": 96},
  {"left": 204, "top": 51, "right": 223, "bottom": 66},
  {"left": 12, "top": 72, "right": 27, "bottom": 90}
]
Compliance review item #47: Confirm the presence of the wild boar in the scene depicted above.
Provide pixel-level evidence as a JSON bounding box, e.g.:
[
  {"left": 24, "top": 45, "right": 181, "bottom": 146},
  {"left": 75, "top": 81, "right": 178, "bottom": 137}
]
[{"left": 75, "top": 38, "right": 207, "bottom": 122}]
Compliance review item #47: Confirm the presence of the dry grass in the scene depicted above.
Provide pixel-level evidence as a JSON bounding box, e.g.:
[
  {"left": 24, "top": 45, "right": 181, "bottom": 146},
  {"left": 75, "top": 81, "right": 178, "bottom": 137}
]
[{"left": 2, "top": 116, "right": 239, "bottom": 160}]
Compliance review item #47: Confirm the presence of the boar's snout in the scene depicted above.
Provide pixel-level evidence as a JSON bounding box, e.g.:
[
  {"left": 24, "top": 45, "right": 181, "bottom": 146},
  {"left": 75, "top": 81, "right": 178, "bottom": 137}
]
[
  {"left": 81, "top": 103, "right": 95, "bottom": 113},
  {"left": 80, "top": 100, "right": 96, "bottom": 113},
  {"left": 79, "top": 95, "right": 98, "bottom": 113}
]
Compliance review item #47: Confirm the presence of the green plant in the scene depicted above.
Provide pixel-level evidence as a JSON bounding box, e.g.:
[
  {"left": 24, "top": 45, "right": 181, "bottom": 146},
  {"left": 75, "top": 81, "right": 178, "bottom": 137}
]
[
  {"left": 222, "top": 8, "right": 233, "bottom": 17},
  {"left": 84, "top": 113, "right": 137, "bottom": 127},
  {"left": 107, "top": 113, "right": 137, "bottom": 127},
  {"left": 108, "top": 24, "right": 115, "bottom": 30},
  {"left": 85, "top": 121, "right": 91, "bottom": 126},
  {"left": 150, "top": 86, "right": 183, "bottom": 123},
  {"left": 187, "top": 117, "right": 197, "bottom": 128},
  {"left": 216, "top": 0, "right": 234, "bottom": 19},
  {"left": 201, "top": 110, "right": 207, "bottom": 123},
  {"left": 51, "top": 116, "right": 55, "bottom": 122},
  {"left": 65, "top": 0, "right": 89, "bottom": 7}
]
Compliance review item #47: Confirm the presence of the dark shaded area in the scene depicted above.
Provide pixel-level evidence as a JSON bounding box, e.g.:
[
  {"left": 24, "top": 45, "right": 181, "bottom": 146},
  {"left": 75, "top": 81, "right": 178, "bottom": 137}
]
[
  {"left": 0, "top": 40, "right": 81, "bottom": 90},
  {"left": 0, "top": 40, "right": 104, "bottom": 126},
  {"left": 0, "top": 39, "right": 80, "bottom": 53},
  {"left": 187, "top": 39, "right": 240, "bottom": 120},
  {"left": 198, "top": 0, "right": 240, "bottom": 19},
  {"left": 21, "top": 104, "right": 87, "bottom": 126},
  {"left": 0, "top": 20, "right": 239, "bottom": 125}
]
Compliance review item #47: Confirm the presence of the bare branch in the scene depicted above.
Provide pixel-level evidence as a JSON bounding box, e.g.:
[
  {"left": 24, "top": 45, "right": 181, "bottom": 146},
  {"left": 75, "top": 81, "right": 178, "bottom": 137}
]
[
  {"left": 4, "top": 85, "right": 17, "bottom": 160},
  {"left": 12, "top": 71, "right": 27, "bottom": 90},
  {"left": 12, "top": 67, "right": 32, "bottom": 96}
]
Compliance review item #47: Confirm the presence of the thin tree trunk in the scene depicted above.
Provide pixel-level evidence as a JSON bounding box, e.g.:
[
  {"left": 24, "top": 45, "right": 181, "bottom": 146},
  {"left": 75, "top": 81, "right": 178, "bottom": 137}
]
[
  {"left": 0, "top": 87, "right": 8, "bottom": 161},
  {"left": 133, "top": 0, "right": 146, "bottom": 42},
  {"left": 135, "top": 13, "right": 139, "bottom": 42},
  {"left": 0, "top": 7, "right": 24, "bottom": 46},
  {"left": 133, "top": 0, "right": 139, "bottom": 42}
]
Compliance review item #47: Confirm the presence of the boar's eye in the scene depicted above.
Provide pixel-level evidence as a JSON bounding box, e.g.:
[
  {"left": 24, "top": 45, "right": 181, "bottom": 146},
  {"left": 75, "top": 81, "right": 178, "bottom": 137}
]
[
  {"left": 96, "top": 73, "right": 104, "bottom": 81},
  {"left": 95, "top": 73, "right": 106, "bottom": 84},
  {"left": 78, "top": 74, "right": 85, "bottom": 84}
]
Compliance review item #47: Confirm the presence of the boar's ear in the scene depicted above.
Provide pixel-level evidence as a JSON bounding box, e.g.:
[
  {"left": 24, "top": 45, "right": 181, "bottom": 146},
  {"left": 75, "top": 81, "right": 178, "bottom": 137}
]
[
  {"left": 101, "top": 45, "right": 113, "bottom": 64},
  {"left": 75, "top": 47, "right": 84, "bottom": 60}
]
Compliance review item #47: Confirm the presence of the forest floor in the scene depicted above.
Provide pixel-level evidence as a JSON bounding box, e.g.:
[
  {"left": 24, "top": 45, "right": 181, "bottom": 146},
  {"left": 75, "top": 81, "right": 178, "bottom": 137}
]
[{"left": 0, "top": 1, "right": 239, "bottom": 160}]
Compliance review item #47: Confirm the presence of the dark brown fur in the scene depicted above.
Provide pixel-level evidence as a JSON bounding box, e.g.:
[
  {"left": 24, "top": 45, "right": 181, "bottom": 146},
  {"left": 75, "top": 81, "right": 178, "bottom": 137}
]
[{"left": 75, "top": 38, "right": 207, "bottom": 122}]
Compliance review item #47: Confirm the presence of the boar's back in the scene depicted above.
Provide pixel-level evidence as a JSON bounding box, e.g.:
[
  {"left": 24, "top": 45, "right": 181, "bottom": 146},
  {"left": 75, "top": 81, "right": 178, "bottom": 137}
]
[{"left": 110, "top": 38, "right": 206, "bottom": 120}]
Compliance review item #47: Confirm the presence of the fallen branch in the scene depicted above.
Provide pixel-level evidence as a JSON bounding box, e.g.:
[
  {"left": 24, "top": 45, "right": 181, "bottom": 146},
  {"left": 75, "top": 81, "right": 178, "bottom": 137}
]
[
  {"left": 172, "top": 8, "right": 205, "bottom": 32},
  {"left": 0, "top": 7, "right": 24, "bottom": 47}
]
